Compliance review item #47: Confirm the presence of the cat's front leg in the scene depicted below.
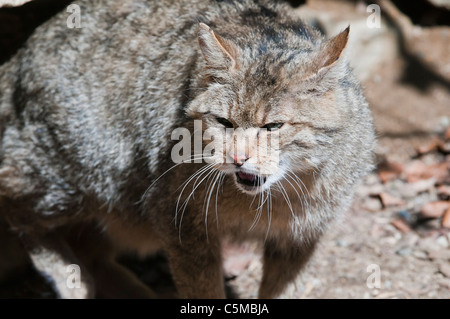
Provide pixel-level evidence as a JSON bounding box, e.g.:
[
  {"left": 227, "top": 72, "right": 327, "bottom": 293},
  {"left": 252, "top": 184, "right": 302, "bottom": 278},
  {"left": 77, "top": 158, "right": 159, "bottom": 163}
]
[
  {"left": 25, "top": 234, "right": 95, "bottom": 299},
  {"left": 163, "top": 221, "right": 225, "bottom": 298},
  {"left": 258, "top": 239, "right": 317, "bottom": 299}
]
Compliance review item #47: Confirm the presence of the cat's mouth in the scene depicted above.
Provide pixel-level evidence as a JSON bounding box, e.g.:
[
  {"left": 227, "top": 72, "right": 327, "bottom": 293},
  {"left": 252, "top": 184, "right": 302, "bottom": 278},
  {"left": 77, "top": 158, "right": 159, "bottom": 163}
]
[{"left": 235, "top": 172, "right": 267, "bottom": 188}]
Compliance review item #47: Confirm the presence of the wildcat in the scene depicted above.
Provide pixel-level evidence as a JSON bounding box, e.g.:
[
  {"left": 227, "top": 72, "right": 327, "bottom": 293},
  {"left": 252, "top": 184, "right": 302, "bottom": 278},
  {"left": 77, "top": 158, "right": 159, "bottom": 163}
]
[{"left": 0, "top": 0, "right": 375, "bottom": 298}]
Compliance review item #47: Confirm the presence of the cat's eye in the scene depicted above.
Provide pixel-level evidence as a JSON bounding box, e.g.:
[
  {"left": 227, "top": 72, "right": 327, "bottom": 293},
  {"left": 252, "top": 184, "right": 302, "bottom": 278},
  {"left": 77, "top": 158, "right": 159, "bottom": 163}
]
[
  {"left": 262, "top": 123, "right": 284, "bottom": 131},
  {"left": 216, "top": 117, "right": 234, "bottom": 128}
]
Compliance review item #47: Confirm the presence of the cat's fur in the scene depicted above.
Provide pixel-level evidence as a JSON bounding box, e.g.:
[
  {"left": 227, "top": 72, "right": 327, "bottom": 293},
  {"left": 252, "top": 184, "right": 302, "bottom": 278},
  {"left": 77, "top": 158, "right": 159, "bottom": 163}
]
[{"left": 0, "top": 0, "right": 375, "bottom": 298}]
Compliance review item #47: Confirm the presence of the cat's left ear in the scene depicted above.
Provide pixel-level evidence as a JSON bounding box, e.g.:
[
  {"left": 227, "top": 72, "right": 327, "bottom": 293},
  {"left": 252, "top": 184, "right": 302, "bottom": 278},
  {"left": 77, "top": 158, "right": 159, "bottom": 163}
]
[
  {"left": 314, "top": 26, "right": 350, "bottom": 75},
  {"left": 198, "top": 22, "right": 239, "bottom": 71}
]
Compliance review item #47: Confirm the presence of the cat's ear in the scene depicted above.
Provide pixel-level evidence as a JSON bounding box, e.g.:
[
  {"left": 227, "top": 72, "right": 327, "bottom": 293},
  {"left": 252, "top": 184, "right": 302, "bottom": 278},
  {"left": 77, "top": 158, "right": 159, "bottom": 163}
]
[
  {"left": 198, "top": 22, "right": 239, "bottom": 71},
  {"left": 314, "top": 26, "right": 350, "bottom": 74}
]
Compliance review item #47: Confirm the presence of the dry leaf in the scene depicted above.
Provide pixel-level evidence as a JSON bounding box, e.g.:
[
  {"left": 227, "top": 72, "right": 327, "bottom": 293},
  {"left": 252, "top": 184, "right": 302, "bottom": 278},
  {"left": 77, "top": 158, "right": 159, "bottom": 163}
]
[
  {"left": 405, "top": 161, "right": 448, "bottom": 183},
  {"left": 416, "top": 138, "right": 440, "bottom": 155},
  {"left": 379, "top": 192, "right": 405, "bottom": 207},
  {"left": 390, "top": 218, "right": 411, "bottom": 233},
  {"left": 377, "top": 160, "right": 403, "bottom": 183},
  {"left": 437, "top": 184, "right": 450, "bottom": 197},
  {"left": 438, "top": 141, "right": 450, "bottom": 154},
  {"left": 420, "top": 201, "right": 450, "bottom": 219},
  {"left": 445, "top": 127, "right": 450, "bottom": 141},
  {"left": 442, "top": 208, "right": 450, "bottom": 229}
]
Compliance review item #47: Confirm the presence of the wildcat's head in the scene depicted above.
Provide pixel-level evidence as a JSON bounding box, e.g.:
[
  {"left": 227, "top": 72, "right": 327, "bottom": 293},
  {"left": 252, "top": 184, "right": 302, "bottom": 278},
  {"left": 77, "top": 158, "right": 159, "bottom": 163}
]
[{"left": 187, "top": 22, "right": 350, "bottom": 195}]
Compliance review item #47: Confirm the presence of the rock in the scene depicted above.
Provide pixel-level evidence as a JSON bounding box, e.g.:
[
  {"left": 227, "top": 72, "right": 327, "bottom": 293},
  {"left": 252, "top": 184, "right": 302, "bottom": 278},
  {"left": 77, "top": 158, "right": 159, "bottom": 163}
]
[
  {"left": 428, "top": 249, "right": 450, "bottom": 260},
  {"left": 379, "top": 192, "right": 406, "bottom": 207},
  {"left": 400, "top": 178, "right": 436, "bottom": 197},
  {"left": 438, "top": 278, "right": 450, "bottom": 290},
  {"left": 419, "top": 237, "right": 442, "bottom": 253},
  {"left": 335, "top": 239, "right": 348, "bottom": 247},
  {"left": 0, "top": 0, "right": 32, "bottom": 7},
  {"left": 427, "top": 0, "right": 450, "bottom": 10},
  {"left": 436, "top": 236, "right": 449, "bottom": 248},
  {"left": 390, "top": 218, "right": 411, "bottom": 233},
  {"left": 420, "top": 201, "right": 450, "bottom": 219},
  {"left": 357, "top": 183, "right": 384, "bottom": 197},
  {"left": 412, "top": 250, "right": 429, "bottom": 260},
  {"left": 439, "top": 264, "right": 450, "bottom": 278},
  {"left": 442, "top": 208, "right": 450, "bottom": 229},
  {"left": 361, "top": 197, "right": 383, "bottom": 212},
  {"left": 396, "top": 247, "right": 412, "bottom": 256},
  {"left": 396, "top": 210, "right": 413, "bottom": 222}
]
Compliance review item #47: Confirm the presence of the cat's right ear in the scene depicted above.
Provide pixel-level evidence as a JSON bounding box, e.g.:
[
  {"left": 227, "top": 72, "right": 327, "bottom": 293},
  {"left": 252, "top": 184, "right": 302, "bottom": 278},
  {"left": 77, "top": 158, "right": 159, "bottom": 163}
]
[
  {"left": 314, "top": 26, "right": 350, "bottom": 75},
  {"left": 198, "top": 23, "right": 239, "bottom": 71}
]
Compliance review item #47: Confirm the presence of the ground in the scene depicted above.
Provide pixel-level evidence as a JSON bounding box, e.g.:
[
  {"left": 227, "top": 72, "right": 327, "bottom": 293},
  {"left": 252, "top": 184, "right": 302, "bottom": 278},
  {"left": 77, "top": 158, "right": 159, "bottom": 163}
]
[{"left": 0, "top": 0, "right": 449, "bottom": 299}]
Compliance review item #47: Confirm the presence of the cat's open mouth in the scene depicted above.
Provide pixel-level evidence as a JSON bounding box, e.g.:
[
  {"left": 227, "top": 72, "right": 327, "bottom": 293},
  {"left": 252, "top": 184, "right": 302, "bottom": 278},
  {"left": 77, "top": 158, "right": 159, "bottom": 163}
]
[{"left": 235, "top": 172, "right": 267, "bottom": 188}]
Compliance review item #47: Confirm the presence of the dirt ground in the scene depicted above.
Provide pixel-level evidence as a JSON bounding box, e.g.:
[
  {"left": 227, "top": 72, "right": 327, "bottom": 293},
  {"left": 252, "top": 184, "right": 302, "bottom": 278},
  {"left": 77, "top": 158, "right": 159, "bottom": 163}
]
[{"left": 0, "top": 0, "right": 449, "bottom": 299}]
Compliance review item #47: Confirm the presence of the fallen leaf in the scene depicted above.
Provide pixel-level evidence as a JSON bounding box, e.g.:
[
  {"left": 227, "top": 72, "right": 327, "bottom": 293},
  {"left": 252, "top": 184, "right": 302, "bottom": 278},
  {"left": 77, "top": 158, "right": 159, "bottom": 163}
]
[
  {"left": 379, "top": 192, "right": 405, "bottom": 207},
  {"left": 420, "top": 201, "right": 450, "bottom": 219},
  {"left": 438, "top": 141, "right": 450, "bottom": 154},
  {"left": 442, "top": 208, "right": 450, "bottom": 229},
  {"left": 390, "top": 218, "right": 411, "bottom": 233},
  {"left": 437, "top": 184, "right": 450, "bottom": 198},
  {"left": 377, "top": 160, "right": 403, "bottom": 183},
  {"left": 416, "top": 138, "right": 440, "bottom": 155},
  {"left": 405, "top": 161, "right": 449, "bottom": 183}
]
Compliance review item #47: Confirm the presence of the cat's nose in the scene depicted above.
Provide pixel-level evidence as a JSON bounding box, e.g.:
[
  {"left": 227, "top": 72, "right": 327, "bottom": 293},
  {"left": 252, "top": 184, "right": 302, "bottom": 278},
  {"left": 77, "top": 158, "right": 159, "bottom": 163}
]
[{"left": 233, "top": 154, "right": 249, "bottom": 166}]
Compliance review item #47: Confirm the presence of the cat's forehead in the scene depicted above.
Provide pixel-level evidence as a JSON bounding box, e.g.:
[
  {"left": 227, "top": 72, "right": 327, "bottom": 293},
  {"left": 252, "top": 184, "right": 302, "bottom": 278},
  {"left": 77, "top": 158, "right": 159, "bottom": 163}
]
[
  {"left": 229, "top": 84, "right": 287, "bottom": 127},
  {"left": 239, "top": 47, "right": 315, "bottom": 93}
]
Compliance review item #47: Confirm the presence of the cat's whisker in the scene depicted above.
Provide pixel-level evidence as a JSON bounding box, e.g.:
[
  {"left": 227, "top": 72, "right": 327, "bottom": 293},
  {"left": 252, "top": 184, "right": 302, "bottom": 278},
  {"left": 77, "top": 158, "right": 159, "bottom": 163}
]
[
  {"left": 177, "top": 165, "right": 218, "bottom": 242},
  {"left": 202, "top": 168, "right": 219, "bottom": 213},
  {"left": 177, "top": 164, "right": 216, "bottom": 216},
  {"left": 214, "top": 173, "right": 226, "bottom": 229},
  {"left": 276, "top": 181, "right": 295, "bottom": 219},
  {"left": 140, "top": 154, "right": 213, "bottom": 205},
  {"left": 285, "top": 168, "right": 312, "bottom": 204},
  {"left": 264, "top": 186, "right": 273, "bottom": 242},
  {"left": 175, "top": 163, "right": 216, "bottom": 228},
  {"left": 285, "top": 170, "right": 310, "bottom": 213},
  {"left": 175, "top": 163, "right": 214, "bottom": 216},
  {"left": 249, "top": 187, "right": 258, "bottom": 211},
  {"left": 250, "top": 172, "right": 271, "bottom": 231},
  {"left": 283, "top": 173, "right": 305, "bottom": 212},
  {"left": 286, "top": 168, "right": 314, "bottom": 211},
  {"left": 203, "top": 170, "right": 222, "bottom": 241}
]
